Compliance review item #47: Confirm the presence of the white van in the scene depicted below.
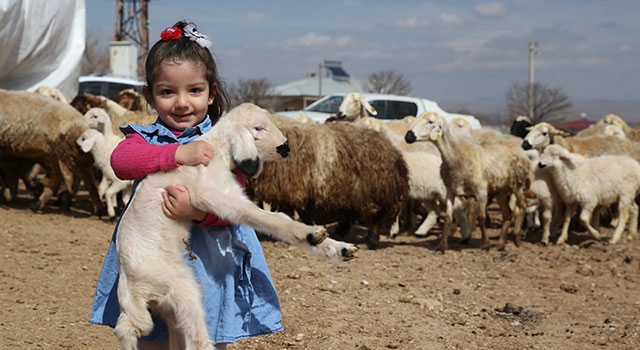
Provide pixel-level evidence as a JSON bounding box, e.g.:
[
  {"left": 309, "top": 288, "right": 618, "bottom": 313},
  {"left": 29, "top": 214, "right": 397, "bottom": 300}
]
[{"left": 78, "top": 75, "right": 144, "bottom": 99}]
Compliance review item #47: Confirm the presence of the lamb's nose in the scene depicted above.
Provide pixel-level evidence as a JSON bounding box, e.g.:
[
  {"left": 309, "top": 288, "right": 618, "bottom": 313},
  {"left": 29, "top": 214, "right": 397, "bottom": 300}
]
[{"left": 276, "top": 140, "right": 290, "bottom": 158}]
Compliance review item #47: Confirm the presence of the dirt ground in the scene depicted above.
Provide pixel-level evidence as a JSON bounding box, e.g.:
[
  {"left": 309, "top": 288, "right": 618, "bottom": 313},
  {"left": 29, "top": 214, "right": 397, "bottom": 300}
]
[{"left": 1, "top": 192, "right": 640, "bottom": 350}]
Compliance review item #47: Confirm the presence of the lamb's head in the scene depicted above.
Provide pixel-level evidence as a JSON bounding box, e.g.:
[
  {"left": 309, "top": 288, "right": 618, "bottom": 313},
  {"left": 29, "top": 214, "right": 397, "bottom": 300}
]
[
  {"left": 404, "top": 112, "right": 446, "bottom": 144},
  {"left": 70, "top": 93, "right": 106, "bottom": 114},
  {"left": 522, "top": 122, "right": 570, "bottom": 151},
  {"left": 76, "top": 128, "right": 101, "bottom": 153},
  {"left": 538, "top": 144, "right": 584, "bottom": 170},
  {"left": 335, "top": 92, "right": 377, "bottom": 121},
  {"left": 83, "top": 107, "right": 111, "bottom": 133},
  {"left": 449, "top": 117, "right": 473, "bottom": 138},
  {"left": 227, "top": 103, "right": 289, "bottom": 178},
  {"left": 602, "top": 113, "right": 627, "bottom": 128}
]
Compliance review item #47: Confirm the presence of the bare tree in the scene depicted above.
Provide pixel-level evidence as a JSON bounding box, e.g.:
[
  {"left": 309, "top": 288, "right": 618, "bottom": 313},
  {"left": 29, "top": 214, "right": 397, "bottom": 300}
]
[
  {"left": 227, "top": 78, "right": 274, "bottom": 109},
  {"left": 364, "top": 70, "right": 412, "bottom": 95},
  {"left": 506, "top": 82, "right": 573, "bottom": 123},
  {"left": 81, "top": 29, "right": 110, "bottom": 75}
]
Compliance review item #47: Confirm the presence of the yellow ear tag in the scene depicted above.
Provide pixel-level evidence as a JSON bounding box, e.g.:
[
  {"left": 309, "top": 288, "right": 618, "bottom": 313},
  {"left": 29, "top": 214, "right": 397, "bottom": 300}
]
[{"left": 433, "top": 132, "right": 441, "bottom": 141}]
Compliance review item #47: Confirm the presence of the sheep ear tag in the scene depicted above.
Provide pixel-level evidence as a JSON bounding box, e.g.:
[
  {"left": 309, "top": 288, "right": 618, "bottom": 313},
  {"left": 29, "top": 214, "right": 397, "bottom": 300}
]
[{"left": 430, "top": 129, "right": 442, "bottom": 142}]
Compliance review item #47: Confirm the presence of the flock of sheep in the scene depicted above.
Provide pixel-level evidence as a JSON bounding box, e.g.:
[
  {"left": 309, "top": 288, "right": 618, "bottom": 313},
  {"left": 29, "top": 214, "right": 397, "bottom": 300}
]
[{"left": 1, "top": 87, "right": 640, "bottom": 252}]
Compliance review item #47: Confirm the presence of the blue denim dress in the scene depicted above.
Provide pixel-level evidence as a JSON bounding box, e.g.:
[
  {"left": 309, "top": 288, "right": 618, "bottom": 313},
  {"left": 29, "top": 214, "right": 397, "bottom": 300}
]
[{"left": 89, "top": 117, "right": 283, "bottom": 343}]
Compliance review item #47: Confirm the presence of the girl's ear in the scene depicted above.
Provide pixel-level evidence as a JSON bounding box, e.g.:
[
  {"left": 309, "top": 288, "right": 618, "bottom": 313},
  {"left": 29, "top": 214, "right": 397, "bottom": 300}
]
[
  {"left": 142, "top": 86, "right": 154, "bottom": 108},
  {"left": 208, "top": 82, "right": 218, "bottom": 105}
]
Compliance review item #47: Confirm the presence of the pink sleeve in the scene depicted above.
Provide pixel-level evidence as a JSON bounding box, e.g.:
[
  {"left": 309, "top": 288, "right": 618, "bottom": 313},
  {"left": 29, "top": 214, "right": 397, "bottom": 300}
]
[{"left": 110, "top": 133, "right": 180, "bottom": 180}]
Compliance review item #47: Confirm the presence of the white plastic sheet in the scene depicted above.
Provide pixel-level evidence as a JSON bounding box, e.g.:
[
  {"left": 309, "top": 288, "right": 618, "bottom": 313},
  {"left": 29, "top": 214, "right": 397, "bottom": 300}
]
[{"left": 0, "top": 0, "right": 85, "bottom": 99}]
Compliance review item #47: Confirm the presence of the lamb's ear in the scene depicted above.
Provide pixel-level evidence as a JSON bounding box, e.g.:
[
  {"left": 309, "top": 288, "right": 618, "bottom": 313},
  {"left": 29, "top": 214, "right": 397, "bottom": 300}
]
[
  {"left": 231, "top": 122, "right": 260, "bottom": 177},
  {"left": 358, "top": 95, "right": 377, "bottom": 116},
  {"left": 79, "top": 134, "right": 96, "bottom": 153}
]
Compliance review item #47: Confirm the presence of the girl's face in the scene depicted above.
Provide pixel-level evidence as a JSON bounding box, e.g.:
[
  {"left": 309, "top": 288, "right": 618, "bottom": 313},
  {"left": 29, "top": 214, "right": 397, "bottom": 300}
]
[{"left": 149, "top": 60, "right": 215, "bottom": 131}]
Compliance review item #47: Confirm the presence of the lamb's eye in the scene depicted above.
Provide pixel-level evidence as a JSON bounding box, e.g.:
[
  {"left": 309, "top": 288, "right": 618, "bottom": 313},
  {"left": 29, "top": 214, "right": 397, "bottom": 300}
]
[{"left": 255, "top": 126, "right": 264, "bottom": 131}]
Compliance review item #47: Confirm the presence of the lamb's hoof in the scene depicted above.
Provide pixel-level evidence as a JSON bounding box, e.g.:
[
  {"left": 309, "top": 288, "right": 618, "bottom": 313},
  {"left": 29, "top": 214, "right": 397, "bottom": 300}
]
[
  {"left": 306, "top": 227, "right": 329, "bottom": 246},
  {"left": 341, "top": 246, "right": 358, "bottom": 261},
  {"left": 109, "top": 215, "right": 117, "bottom": 222},
  {"left": 540, "top": 241, "right": 549, "bottom": 247},
  {"left": 460, "top": 237, "right": 470, "bottom": 245},
  {"left": 29, "top": 200, "right": 42, "bottom": 213}
]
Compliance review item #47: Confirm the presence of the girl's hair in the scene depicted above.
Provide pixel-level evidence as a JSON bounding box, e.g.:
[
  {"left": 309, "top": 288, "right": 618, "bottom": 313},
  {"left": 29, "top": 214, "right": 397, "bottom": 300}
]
[{"left": 144, "top": 20, "right": 229, "bottom": 122}]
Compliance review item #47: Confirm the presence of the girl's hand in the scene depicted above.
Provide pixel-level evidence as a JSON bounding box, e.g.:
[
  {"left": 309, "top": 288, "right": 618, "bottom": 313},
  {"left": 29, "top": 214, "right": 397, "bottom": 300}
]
[
  {"left": 175, "top": 140, "right": 214, "bottom": 166},
  {"left": 162, "top": 185, "right": 207, "bottom": 222}
]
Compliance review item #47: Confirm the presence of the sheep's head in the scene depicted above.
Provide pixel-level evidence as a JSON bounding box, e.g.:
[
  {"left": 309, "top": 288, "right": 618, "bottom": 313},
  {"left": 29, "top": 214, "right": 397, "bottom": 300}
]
[
  {"left": 538, "top": 144, "right": 584, "bottom": 170},
  {"left": 405, "top": 112, "right": 445, "bottom": 144},
  {"left": 335, "top": 92, "right": 377, "bottom": 121},
  {"left": 83, "top": 107, "right": 111, "bottom": 133},
  {"left": 228, "top": 103, "right": 289, "bottom": 178},
  {"left": 522, "top": 122, "right": 569, "bottom": 151}
]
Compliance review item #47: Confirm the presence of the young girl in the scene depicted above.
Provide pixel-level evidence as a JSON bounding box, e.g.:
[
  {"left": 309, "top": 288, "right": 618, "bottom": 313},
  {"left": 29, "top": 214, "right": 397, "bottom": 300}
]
[{"left": 89, "top": 20, "right": 283, "bottom": 350}]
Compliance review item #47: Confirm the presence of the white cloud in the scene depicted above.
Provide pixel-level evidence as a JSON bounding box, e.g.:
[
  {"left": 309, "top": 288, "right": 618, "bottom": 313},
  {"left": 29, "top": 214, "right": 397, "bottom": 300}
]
[
  {"left": 437, "top": 13, "right": 463, "bottom": 26},
  {"left": 394, "top": 17, "right": 430, "bottom": 29},
  {"left": 280, "top": 33, "right": 355, "bottom": 49},
  {"left": 474, "top": 2, "right": 509, "bottom": 18}
]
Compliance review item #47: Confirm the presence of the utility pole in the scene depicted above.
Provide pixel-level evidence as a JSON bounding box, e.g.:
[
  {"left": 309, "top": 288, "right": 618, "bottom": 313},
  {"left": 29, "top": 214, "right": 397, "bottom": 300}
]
[
  {"left": 528, "top": 41, "right": 538, "bottom": 119},
  {"left": 114, "top": 0, "right": 150, "bottom": 74}
]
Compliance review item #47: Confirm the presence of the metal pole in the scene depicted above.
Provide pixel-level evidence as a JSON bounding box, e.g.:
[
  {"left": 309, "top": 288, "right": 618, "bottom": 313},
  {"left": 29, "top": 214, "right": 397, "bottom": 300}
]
[{"left": 528, "top": 41, "right": 537, "bottom": 119}]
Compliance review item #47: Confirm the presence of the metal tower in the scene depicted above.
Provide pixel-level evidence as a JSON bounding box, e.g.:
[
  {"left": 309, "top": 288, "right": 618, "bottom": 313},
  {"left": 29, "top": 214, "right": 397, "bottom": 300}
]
[{"left": 114, "top": 0, "right": 150, "bottom": 71}]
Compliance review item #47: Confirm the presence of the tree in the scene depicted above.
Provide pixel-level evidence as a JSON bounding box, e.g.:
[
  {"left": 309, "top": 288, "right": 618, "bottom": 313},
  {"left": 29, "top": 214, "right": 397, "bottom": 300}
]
[
  {"left": 506, "top": 82, "right": 573, "bottom": 123},
  {"left": 81, "top": 29, "right": 110, "bottom": 75},
  {"left": 227, "top": 78, "right": 274, "bottom": 109},
  {"left": 364, "top": 70, "right": 411, "bottom": 96}
]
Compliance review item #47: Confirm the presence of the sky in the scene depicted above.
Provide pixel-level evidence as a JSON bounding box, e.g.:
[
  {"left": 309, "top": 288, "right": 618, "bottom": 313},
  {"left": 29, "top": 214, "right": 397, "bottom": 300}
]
[{"left": 86, "top": 0, "right": 640, "bottom": 107}]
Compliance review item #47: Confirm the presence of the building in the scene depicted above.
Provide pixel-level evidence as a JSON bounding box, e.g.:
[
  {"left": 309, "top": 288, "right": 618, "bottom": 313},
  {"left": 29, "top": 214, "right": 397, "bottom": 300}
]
[{"left": 268, "top": 60, "right": 365, "bottom": 111}]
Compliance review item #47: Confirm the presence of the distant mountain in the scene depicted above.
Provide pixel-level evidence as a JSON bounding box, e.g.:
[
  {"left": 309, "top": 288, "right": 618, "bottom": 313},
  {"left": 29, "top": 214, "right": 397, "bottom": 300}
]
[{"left": 440, "top": 98, "right": 640, "bottom": 126}]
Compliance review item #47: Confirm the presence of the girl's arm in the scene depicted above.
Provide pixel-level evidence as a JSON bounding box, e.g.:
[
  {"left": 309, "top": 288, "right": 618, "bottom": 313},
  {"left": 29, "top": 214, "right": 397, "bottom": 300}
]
[{"left": 110, "top": 132, "right": 180, "bottom": 180}]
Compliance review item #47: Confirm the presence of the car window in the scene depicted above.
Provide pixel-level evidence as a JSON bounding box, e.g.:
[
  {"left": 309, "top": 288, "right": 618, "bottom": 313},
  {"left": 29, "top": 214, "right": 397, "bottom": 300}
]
[
  {"left": 307, "top": 96, "right": 343, "bottom": 113},
  {"left": 106, "top": 83, "right": 138, "bottom": 99},
  {"left": 78, "top": 81, "right": 104, "bottom": 96},
  {"left": 370, "top": 100, "right": 417, "bottom": 120}
]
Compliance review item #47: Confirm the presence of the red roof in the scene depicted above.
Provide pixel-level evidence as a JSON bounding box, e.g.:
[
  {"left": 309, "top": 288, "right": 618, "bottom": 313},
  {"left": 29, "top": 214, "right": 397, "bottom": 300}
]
[{"left": 553, "top": 119, "right": 595, "bottom": 133}]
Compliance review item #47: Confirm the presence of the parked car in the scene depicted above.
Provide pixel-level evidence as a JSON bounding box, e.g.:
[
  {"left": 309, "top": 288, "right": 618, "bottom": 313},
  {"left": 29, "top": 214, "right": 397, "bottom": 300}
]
[
  {"left": 275, "top": 92, "right": 482, "bottom": 129},
  {"left": 78, "top": 75, "right": 144, "bottom": 99}
]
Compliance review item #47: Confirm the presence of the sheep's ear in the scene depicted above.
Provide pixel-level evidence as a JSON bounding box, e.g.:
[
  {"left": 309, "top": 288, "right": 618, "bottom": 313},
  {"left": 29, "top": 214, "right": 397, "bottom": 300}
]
[
  {"left": 79, "top": 134, "right": 96, "bottom": 153},
  {"left": 359, "top": 95, "right": 377, "bottom": 116},
  {"left": 231, "top": 122, "right": 260, "bottom": 176}
]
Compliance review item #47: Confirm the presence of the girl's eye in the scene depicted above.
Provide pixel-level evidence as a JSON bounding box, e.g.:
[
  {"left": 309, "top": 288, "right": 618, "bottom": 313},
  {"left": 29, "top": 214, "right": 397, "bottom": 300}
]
[
  {"left": 160, "top": 89, "right": 173, "bottom": 96},
  {"left": 190, "top": 87, "right": 203, "bottom": 94}
]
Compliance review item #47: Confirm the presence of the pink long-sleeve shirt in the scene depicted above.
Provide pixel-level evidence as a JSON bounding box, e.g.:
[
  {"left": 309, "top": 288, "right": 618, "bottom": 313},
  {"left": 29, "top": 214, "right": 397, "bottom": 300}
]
[{"left": 111, "top": 132, "right": 245, "bottom": 226}]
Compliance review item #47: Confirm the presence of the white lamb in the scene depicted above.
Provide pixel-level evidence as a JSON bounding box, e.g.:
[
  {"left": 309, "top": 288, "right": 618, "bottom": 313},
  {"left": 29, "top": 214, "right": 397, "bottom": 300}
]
[
  {"left": 538, "top": 144, "right": 640, "bottom": 245},
  {"left": 76, "top": 128, "right": 132, "bottom": 220},
  {"left": 114, "top": 103, "right": 357, "bottom": 350}
]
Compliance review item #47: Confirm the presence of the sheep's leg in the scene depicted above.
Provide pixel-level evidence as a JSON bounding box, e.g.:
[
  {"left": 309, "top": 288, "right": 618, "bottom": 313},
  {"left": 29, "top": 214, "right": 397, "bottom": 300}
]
[
  {"left": 610, "top": 202, "right": 630, "bottom": 244},
  {"left": 453, "top": 198, "right": 471, "bottom": 243},
  {"left": 105, "top": 181, "right": 130, "bottom": 220},
  {"left": 540, "top": 206, "right": 553, "bottom": 246},
  {"left": 579, "top": 205, "right": 601, "bottom": 241},
  {"left": 495, "top": 193, "right": 513, "bottom": 251},
  {"left": 114, "top": 275, "right": 155, "bottom": 350},
  {"left": 193, "top": 188, "right": 356, "bottom": 262},
  {"left": 556, "top": 206, "right": 577, "bottom": 245},
  {"left": 627, "top": 202, "right": 638, "bottom": 241},
  {"left": 413, "top": 210, "right": 439, "bottom": 236},
  {"left": 476, "top": 193, "right": 490, "bottom": 249},
  {"left": 436, "top": 194, "right": 455, "bottom": 252},
  {"left": 389, "top": 215, "right": 400, "bottom": 239},
  {"left": 30, "top": 159, "right": 63, "bottom": 212}
]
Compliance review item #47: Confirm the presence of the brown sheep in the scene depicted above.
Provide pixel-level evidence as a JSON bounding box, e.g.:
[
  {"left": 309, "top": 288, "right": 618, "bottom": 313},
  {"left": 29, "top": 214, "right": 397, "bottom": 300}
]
[
  {"left": 246, "top": 117, "right": 410, "bottom": 249},
  {"left": 0, "top": 89, "right": 102, "bottom": 213}
]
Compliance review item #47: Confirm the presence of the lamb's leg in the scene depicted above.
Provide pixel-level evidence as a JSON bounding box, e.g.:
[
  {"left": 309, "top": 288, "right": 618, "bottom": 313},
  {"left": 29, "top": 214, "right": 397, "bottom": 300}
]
[
  {"left": 627, "top": 202, "right": 638, "bottom": 241},
  {"left": 579, "top": 205, "right": 602, "bottom": 241},
  {"left": 436, "top": 194, "right": 456, "bottom": 252},
  {"left": 194, "top": 190, "right": 356, "bottom": 262},
  {"left": 556, "top": 206, "right": 576, "bottom": 245},
  {"left": 476, "top": 194, "right": 490, "bottom": 249},
  {"left": 609, "top": 202, "right": 630, "bottom": 244},
  {"left": 495, "top": 193, "right": 514, "bottom": 251},
  {"left": 413, "top": 210, "right": 439, "bottom": 236},
  {"left": 115, "top": 275, "right": 155, "bottom": 350},
  {"left": 540, "top": 206, "right": 553, "bottom": 246}
]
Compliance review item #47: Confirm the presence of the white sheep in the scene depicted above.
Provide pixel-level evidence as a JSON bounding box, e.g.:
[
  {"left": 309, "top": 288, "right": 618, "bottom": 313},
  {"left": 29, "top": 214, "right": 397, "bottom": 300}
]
[
  {"left": 538, "top": 144, "right": 640, "bottom": 245},
  {"left": 405, "top": 112, "right": 530, "bottom": 251},
  {"left": 577, "top": 113, "right": 640, "bottom": 142},
  {"left": 76, "top": 128, "right": 131, "bottom": 220},
  {"left": 114, "top": 103, "right": 357, "bottom": 349}
]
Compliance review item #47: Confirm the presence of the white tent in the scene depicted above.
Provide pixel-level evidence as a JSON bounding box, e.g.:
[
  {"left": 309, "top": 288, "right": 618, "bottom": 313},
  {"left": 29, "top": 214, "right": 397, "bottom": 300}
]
[{"left": 0, "top": 0, "right": 86, "bottom": 98}]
